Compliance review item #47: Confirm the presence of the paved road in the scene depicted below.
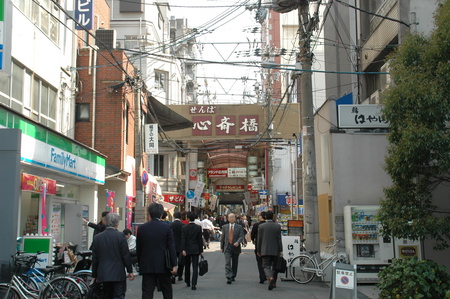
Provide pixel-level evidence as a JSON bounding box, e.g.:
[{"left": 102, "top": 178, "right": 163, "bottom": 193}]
[{"left": 125, "top": 241, "right": 379, "bottom": 298}]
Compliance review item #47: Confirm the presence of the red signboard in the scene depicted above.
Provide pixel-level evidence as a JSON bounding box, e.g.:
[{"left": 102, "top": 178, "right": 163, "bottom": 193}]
[
  {"left": 21, "top": 173, "right": 57, "bottom": 195},
  {"left": 162, "top": 194, "right": 185, "bottom": 204},
  {"left": 207, "top": 168, "right": 228, "bottom": 178},
  {"left": 216, "top": 185, "right": 245, "bottom": 191}
]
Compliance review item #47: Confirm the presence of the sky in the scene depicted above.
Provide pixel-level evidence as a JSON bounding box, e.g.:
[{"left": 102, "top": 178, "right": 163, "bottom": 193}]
[{"left": 168, "top": 0, "right": 264, "bottom": 104}]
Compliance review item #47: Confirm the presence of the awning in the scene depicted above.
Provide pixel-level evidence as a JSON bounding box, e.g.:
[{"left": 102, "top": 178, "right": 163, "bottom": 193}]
[{"left": 148, "top": 96, "right": 193, "bottom": 131}]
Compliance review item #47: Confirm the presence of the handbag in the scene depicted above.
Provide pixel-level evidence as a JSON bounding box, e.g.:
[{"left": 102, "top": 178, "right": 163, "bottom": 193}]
[
  {"left": 276, "top": 256, "right": 287, "bottom": 273},
  {"left": 198, "top": 255, "right": 208, "bottom": 276},
  {"left": 165, "top": 249, "right": 172, "bottom": 269},
  {"left": 87, "top": 282, "right": 103, "bottom": 299}
]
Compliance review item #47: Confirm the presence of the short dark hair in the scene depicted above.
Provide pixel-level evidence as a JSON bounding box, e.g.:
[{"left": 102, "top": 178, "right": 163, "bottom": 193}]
[
  {"left": 260, "top": 211, "right": 267, "bottom": 220},
  {"left": 148, "top": 203, "right": 164, "bottom": 220},
  {"left": 101, "top": 211, "right": 109, "bottom": 218},
  {"left": 187, "top": 212, "right": 197, "bottom": 222},
  {"left": 123, "top": 229, "right": 132, "bottom": 235},
  {"left": 174, "top": 212, "right": 182, "bottom": 219},
  {"left": 265, "top": 210, "right": 274, "bottom": 220}
]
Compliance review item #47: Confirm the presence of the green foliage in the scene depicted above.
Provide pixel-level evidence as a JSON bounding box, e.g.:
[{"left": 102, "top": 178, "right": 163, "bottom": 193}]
[
  {"left": 378, "top": 258, "right": 450, "bottom": 299},
  {"left": 378, "top": 0, "right": 450, "bottom": 249}
]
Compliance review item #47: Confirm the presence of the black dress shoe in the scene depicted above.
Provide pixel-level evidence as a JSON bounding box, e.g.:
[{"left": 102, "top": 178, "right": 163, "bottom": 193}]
[
  {"left": 186, "top": 283, "right": 190, "bottom": 287},
  {"left": 268, "top": 277, "right": 275, "bottom": 290},
  {"left": 259, "top": 279, "right": 266, "bottom": 284},
  {"left": 231, "top": 277, "right": 235, "bottom": 282},
  {"left": 178, "top": 277, "right": 183, "bottom": 281},
  {"left": 227, "top": 279, "right": 232, "bottom": 284},
  {"left": 191, "top": 285, "right": 197, "bottom": 290}
]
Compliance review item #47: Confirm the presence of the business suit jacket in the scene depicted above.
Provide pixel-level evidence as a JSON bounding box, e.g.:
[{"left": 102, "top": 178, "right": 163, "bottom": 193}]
[
  {"left": 136, "top": 219, "right": 177, "bottom": 274},
  {"left": 91, "top": 227, "right": 132, "bottom": 282},
  {"left": 171, "top": 219, "right": 186, "bottom": 253},
  {"left": 257, "top": 220, "right": 283, "bottom": 256},
  {"left": 220, "top": 223, "right": 244, "bottom": 254},
  {"left": 181, "top": 222, "right": 204, "bottom": 255},
  {"left": 251, "top": 220, "right": 265, "bottom": 252}
]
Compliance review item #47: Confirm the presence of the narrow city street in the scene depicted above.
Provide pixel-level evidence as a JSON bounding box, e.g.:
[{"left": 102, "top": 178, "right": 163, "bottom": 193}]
[{"left": 125, "top": 241, "right": 380, "bottom": 298}]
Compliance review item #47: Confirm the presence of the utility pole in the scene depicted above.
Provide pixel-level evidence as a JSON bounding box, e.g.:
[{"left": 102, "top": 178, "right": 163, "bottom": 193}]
[{"left": 297, "top": 0, "right": 320, "bottom": 251}]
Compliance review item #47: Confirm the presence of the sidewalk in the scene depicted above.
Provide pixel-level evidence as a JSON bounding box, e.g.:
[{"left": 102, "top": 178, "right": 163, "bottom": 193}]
[{"left": 126, "top": 241, "right": 380, "bottom": 298}]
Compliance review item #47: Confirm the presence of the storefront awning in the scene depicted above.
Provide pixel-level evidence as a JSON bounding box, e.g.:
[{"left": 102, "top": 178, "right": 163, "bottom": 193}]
[{"left": 148, "top": 96, "right": 193, "bottom": 131}]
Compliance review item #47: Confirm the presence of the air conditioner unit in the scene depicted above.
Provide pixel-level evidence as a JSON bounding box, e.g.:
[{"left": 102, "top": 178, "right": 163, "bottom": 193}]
[
  {"left": 370, "top": 89, "right": 381, "bottom": 104},
  {"left": 95, "top": 29, "right": 116, "bottom": 50}
]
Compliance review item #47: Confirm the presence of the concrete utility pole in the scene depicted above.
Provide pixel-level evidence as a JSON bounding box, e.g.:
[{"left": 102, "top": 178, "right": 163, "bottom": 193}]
[{"left": 297, "top": 0, "right": 321, "bottom": 251}]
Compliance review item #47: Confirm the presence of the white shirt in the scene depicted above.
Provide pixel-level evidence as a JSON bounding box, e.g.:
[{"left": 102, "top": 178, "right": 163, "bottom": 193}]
[
  {"left": 127, "top": 235, "right": 136, "bottom": 251},
  {"left": 202, "top": 218, "right": 214, "bottom": 230}
]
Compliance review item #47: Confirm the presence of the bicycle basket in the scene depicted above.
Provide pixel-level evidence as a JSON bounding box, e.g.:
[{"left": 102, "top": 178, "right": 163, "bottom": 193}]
[{"left": 0, "top": 262, "right": 14, "bottom": 282}]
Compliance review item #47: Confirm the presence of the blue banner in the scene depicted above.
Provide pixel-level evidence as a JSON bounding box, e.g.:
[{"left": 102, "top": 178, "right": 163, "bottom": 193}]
[{"left": 75, "top": 0, "right": 94, "bottom": 30}]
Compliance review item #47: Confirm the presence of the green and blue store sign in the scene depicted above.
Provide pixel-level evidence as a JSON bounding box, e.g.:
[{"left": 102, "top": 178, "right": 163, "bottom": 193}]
[{"left": 0, "top": 107, "right": 105, "bottom": 184}]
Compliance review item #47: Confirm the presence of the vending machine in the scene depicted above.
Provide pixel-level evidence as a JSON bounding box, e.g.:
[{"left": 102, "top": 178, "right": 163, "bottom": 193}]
[{"left": 344, "top": 205, "right": 394, "bottom": 282}]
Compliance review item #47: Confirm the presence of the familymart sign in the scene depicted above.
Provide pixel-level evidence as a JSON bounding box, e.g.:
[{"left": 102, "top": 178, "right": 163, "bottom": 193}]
[{"left": 0, "top": 108, "right": 105, "bottom": 184}]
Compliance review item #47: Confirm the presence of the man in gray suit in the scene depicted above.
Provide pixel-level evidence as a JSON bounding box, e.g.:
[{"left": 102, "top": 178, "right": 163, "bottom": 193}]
[
  {"left": 91, "top": 213, "right": 134, "bottom": 299},
  {"left": 257, "top": 210, "right": 283, "bottom": 290},
  {"left": 220, "top": 213, "right": 244, "bottom": 284}
]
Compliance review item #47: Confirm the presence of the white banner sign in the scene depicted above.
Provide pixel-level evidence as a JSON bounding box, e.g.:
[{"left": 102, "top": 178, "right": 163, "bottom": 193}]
[
  {"left": 338, "top": 104, "right": 389, "bottom": 129},
  {"left": 144, "top": 124, "right": 159, "bottom": 154}
]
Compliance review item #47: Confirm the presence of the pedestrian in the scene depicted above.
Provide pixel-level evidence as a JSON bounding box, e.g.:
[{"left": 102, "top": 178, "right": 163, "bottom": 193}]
[
  {"left": 123, "top": 229, "right": 136, "bottom": 253},
  {"left": 91, "top": 213, "right": 134, "bottom": 299},
  {"left": 251, "top": 211, "right": 267, "bottom": 284},
  {"left": 170, "top": 211, "right": 186, "bottom": 283},
  {"left": 136, "top": 203, "right": 177, "bottom": 299},
  {"left": 201, "top": 215, "right": 214, "bottom": 249},
  {"left": 220, "top": 213, "right": 244, "bottom": 284},
  {"left": 181, "top": 212, "right": 204, "bottom": 290},
  {"left": 83, "top": 211, "right": 109, "bottom": 249},
  {"left": 181, "top": 211, "right": 189, "bottom": 225},
  {"left": 256, "top": 210, "right": 283, "bottom": 291}
]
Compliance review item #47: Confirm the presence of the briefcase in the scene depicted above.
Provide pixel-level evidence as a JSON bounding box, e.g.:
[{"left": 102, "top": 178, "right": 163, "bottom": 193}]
[
  {"left": 198, "top": 255, "right": 208, "bottom": 276},
  {"left": 276, "top": 256, "right": 287, "bottom": 273},
  {"left": 87, "top": 282, "right": 103, "bottom": 299}
]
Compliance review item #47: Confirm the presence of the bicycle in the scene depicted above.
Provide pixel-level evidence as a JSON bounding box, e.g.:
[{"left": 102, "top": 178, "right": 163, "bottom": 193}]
[
  {"left": 289, "top": 240, "right": 347, "bottom": 284},
  {"left": 0, "top": 252, "right": 85, "bottom": 298}
]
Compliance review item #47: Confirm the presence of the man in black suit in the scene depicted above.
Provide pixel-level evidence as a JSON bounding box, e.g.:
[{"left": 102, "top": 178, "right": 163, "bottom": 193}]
[
  {"left": 170, "top": 211, "right": 186, "bottom": 283},
  {"left": 91, "top": 213, "right": 134, "bottom": 299},
  {"left": 181, "top": 212, "right": 204, "bottom": 290},
  {"left": 251, "top": 211, "right": 267, "bottom": 284},
  {"left": 137, "top": 203, "right": 177, "bottom": 299},
  {"left": 257, "top": 210, "right": 283, "bottom": 291},
  {"left": 220, "top": 213, "right": 244, "bottom": 284}
]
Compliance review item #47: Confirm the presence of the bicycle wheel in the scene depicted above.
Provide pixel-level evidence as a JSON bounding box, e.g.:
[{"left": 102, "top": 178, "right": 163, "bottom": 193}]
[
  {"left": 0, "top": 284, "right": 21, "bottom": 299},
  {"left": 289, "top": 254, "right": 317, "bottom": 284},
  {"left": 72, "top": 270, "right": 93, "bottom": 286},
  {"left": 41, "top": 277, "right": 83, "bottom": 299}
]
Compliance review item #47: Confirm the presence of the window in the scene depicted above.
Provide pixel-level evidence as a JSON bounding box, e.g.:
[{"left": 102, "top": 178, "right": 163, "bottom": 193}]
[
  {"left": 153, "top": 155, "right": 165, "bottom": 177},
  {"left": 155, "top": 71, "right": 167, "bottom": 91},
  {"left": 75, "top": 103, "right": 90, "bottom": 121},
  {"left": 13, "top": 0, "right": 59, "bottom": 44}
]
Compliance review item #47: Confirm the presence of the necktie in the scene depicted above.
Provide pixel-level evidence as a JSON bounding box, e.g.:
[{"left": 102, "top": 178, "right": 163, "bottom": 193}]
[{"left": 229, "top": 225, "right": 234, "bottom": 244}]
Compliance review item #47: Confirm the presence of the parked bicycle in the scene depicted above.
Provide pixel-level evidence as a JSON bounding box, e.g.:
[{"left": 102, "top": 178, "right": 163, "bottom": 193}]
[
  {"left": 0, "top": 252, "right": 85, "bottom": 298},
  {"left": 289, "top": 239, "right": 347, "bottom": 284}
]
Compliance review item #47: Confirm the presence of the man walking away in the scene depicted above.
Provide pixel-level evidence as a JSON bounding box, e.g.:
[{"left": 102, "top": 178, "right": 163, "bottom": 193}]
[
  {"left": 201, "top": 215, "right": 215, "bottom": 249},
  {"left": 137, "top": 203, "right": 177, "bottom": 299},
  {"left": 220, "top": 213, "right": 244, "bottom": 284},
  {"left": 91, "top": 213, "right": 134, "bottom": 299},
  {"left": 251, "top": 211, "right": 267, "bottom": 284},
  {"left": 257, "top": 210, "right": 283, "bottom": 291},
  {"left": 181, "top": 212, "right": 204, "bottom": 290},
  {"left": 170, "top": 211, "right": 186, "bottom": 283}
]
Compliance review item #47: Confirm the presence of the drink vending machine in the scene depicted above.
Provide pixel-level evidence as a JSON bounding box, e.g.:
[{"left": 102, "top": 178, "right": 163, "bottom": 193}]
[{"left": 343, "top": 205, "right": 421, "bottom": 283}]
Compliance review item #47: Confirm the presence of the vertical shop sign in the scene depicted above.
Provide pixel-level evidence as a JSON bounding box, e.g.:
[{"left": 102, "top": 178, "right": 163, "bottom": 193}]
[
  {"left": 125, "top": 196, "right": 134, "bottom": 229},
  {"left": 41, "top": 183, "right": 49, "bottom": 235},
  {"left": 75, "top": 0, "right": 94, "bottom": 30},
  {"left": 106, "top": 190, "right": 115, "bottom": 212},
  {"left": 51, "top": 204, "right": 61, "bottom": 243},
  {"left": 144, "top": 124, "right": 159, "bottom": 154}
]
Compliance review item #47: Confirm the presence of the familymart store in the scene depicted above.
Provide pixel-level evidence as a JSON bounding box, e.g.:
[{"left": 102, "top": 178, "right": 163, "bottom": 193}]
[{"left": 0, "top": 107, "right": 105, "bottom": 260}]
